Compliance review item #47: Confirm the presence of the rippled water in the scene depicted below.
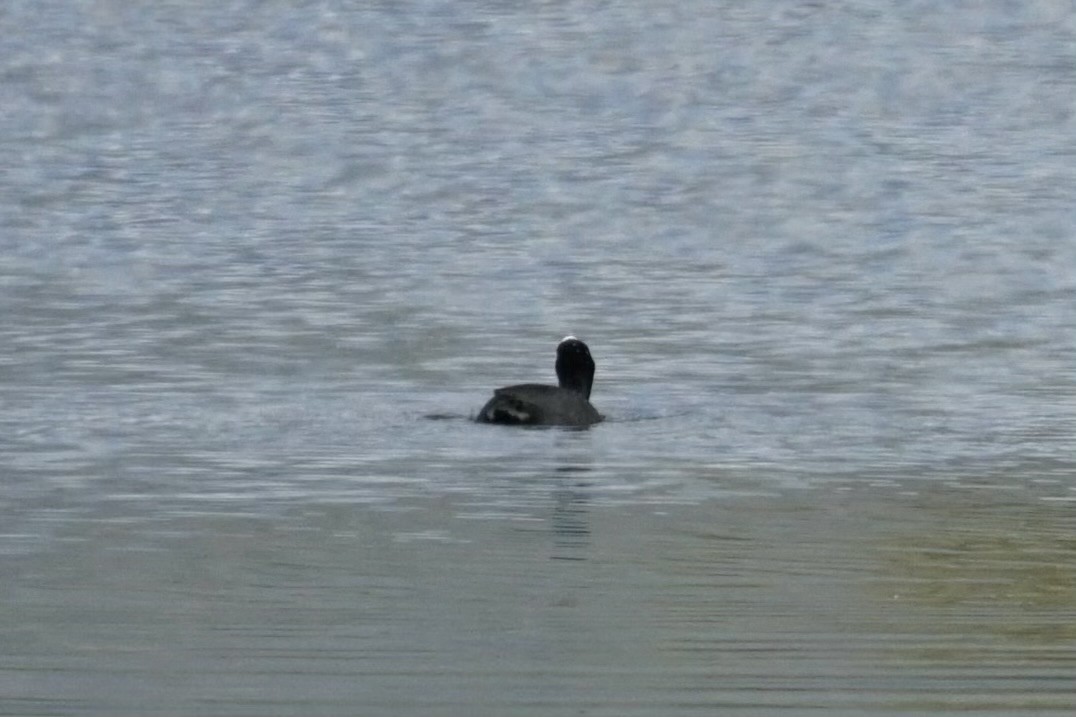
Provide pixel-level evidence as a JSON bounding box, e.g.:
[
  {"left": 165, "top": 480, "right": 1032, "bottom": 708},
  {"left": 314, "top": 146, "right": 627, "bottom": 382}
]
[{"left": 2, "top": 1, "right": 1075, "bottom": 715}]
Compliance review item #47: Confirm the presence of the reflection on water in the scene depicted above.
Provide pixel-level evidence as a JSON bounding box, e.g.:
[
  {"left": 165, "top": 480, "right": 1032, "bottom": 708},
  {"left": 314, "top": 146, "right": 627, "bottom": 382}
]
[
  {"left": 2, "top": 455, "right": 1075, "bottom": 715},
  {"left": 550, "top": 476, "right": 591, "bottom": 561}
]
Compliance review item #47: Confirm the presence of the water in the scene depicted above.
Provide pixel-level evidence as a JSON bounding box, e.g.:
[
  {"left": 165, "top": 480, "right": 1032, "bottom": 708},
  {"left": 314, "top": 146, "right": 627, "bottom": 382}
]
[{"left": 2, "top": 1, "right": 1075, "bottom": 714}]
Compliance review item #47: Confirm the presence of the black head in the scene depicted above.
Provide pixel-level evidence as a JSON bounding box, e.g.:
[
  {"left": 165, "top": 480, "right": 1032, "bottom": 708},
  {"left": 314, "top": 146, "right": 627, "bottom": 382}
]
[{"left": 555, "top": 336, "right": 596, "bottom": 399}]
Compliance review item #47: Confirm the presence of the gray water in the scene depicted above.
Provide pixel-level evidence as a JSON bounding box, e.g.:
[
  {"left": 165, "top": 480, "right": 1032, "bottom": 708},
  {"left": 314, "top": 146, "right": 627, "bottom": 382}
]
[{"left": 3, "top": 2, "right": 1076, "bottom": 715}]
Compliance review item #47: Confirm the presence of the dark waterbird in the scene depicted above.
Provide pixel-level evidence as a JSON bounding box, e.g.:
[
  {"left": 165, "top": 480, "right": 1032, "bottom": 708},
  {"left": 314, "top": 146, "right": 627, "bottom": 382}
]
[{"left": 476, "top": 336, "right": 602, "bottom": 427}]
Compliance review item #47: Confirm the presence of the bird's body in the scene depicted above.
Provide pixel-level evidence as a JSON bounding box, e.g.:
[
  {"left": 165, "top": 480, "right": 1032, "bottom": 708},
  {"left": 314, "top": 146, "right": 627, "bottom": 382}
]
[{"left": 476, "top": 337, "right": 602, "bottom": 427}]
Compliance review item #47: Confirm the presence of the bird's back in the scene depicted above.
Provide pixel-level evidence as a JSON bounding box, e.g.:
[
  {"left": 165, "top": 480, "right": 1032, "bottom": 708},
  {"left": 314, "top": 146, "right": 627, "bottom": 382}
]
[{"left": 477, "top": 384, "right": 602, "bottom": 426}]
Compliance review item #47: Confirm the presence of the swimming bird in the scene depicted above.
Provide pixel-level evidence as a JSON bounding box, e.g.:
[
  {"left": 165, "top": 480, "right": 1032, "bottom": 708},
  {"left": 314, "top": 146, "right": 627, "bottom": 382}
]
[{"left": 476, "top": 336, "right": 602, "bottom": 427}]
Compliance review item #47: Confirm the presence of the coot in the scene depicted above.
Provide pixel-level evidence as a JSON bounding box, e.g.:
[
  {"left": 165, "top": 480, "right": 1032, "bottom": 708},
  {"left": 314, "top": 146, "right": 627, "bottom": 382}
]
[{"left": 476, "top": 336, "right": 602, "bottom": 426}]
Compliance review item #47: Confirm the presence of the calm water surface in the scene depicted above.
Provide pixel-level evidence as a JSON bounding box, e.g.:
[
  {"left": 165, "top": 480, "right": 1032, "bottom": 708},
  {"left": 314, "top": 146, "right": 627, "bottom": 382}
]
[{"left": 2, "top": 1, "right": 1075, "bottom": 715}]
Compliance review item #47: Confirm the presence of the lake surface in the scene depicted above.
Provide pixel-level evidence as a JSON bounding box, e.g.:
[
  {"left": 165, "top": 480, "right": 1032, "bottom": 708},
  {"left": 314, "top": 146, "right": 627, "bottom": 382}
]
[{"left": 2, "top": 1, "right": 1075, "bottom": 715}]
